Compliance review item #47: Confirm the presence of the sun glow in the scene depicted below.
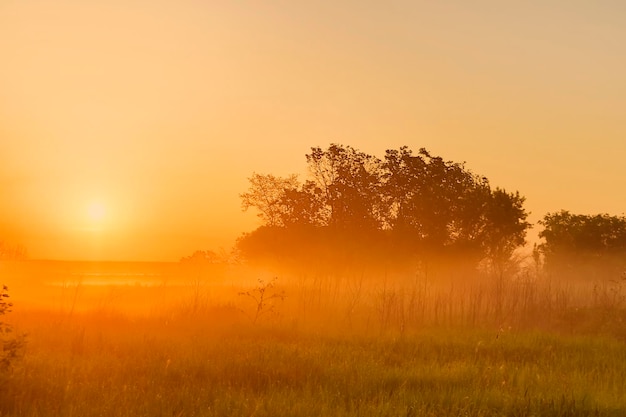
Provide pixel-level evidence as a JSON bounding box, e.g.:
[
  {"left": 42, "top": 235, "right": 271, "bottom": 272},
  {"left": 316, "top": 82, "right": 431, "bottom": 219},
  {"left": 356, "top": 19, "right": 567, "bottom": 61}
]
[{"left": 85, "top": 202, "right": 107, "bottom": 230}]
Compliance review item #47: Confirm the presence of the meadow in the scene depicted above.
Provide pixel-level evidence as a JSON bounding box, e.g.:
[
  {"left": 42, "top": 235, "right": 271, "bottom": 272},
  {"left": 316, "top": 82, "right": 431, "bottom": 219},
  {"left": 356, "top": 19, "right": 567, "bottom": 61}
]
[{"left": 2, "top": 260, "right": 626, "bottom": 416}]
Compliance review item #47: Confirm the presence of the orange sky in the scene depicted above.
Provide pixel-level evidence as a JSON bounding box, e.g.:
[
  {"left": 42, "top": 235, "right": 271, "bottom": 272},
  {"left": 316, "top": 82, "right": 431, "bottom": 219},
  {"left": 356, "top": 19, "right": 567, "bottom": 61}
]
[{"left": 2, "top": 1, "right": 626, "bottom": 261}]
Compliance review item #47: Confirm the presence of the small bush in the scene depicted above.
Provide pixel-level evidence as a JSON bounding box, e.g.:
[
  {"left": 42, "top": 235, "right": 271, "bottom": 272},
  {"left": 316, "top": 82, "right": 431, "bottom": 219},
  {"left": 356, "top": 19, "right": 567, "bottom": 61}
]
[
  {"left": 238, "top": 277, "right": 286, "bottom": 324},
  {"left": 1, "top": 285, "right": 26, "bottom": 372}
]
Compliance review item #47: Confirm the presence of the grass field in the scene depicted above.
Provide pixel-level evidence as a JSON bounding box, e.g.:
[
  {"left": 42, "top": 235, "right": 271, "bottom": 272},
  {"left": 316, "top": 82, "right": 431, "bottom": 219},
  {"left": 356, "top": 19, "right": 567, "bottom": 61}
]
[{"left": 2, "top": 263, "right": 626, "bottom": 416}]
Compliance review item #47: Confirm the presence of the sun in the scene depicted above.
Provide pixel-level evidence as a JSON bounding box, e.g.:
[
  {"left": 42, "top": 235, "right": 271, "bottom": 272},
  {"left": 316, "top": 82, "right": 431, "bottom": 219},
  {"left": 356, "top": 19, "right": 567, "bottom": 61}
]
[{"left": 87, "top": 202, "right": 107, "bottom": 223}]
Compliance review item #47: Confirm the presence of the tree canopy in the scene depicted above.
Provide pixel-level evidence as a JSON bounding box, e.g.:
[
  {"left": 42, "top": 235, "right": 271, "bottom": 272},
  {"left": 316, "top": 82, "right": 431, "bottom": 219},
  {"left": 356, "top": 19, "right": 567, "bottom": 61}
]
[
  {"left": 539, "top": 210, "right": 626, "bottom": 279},
  {"left": 238, "top": 144, "right": 530, "bottom": 275}
]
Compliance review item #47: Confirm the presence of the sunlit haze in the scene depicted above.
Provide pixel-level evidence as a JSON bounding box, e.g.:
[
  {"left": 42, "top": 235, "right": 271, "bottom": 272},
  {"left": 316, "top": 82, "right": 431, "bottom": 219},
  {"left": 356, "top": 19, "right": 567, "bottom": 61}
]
[{"left": 2, "top": 1, "right": 625, "bottom": 261}]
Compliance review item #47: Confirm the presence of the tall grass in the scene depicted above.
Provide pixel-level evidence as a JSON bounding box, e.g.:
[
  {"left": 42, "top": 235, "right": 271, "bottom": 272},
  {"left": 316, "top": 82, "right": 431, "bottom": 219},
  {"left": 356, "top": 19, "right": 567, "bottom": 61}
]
[
  {"left": 277, "top": 268, "right": 626, "bottom": 340},
  {"left": 3, "top": 310, "right": 626, "bottom": 416},
  {"left": 2, "top": 263, "right": 626, "bottom": 416}
]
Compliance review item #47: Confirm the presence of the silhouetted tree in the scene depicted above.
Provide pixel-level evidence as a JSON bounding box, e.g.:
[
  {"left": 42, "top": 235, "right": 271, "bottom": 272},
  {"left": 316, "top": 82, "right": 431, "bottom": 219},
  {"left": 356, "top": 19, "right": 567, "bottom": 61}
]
[
  {"left": 238, "top": 144, "right": 531, "bottom": 276},
  {"left": 306, "top": 144, "right": 384, "bottom": 231},
  {"left": 382, "top": 147, "right": 481, "bottom": 250},
  {"left": 240, "top": 173, "right": 299, "bottom": 227},
  {"left": 480, "top": 188, "right": 530, "bottom": 275},
  {"left": 180, "top": 250, "right": 220, "bottom": 265},
  {"left": 278, "top": 180, "right": 328, "bottom": 227},
  {"left": 236, "top": 225, "right": 328, "bottom": 270},
  {"left": 382, "top": 147, "right": 529, "bottom": 266},
  {"left": 539, "top": 211, "right": 626, "bottom": 279}
]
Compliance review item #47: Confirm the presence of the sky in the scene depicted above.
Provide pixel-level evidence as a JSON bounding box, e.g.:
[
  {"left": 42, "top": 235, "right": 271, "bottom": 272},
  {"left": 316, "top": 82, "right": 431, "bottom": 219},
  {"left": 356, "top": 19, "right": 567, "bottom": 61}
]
[{"left": 1, "top": 0, "right": 626, "bottom": 261}]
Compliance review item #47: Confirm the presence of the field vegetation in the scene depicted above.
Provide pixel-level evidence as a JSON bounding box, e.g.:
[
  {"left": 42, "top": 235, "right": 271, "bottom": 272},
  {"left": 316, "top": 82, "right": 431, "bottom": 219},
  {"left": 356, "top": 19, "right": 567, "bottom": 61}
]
[{"left": 2, "top": 259, "right": 626, "bottom": 417}]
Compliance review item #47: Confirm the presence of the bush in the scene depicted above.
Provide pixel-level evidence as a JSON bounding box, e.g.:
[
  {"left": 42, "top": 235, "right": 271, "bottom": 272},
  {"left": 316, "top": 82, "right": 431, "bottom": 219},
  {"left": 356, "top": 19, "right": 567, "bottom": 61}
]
[{"left": 0, "top": 285, "right": 25, "bottom": 372}]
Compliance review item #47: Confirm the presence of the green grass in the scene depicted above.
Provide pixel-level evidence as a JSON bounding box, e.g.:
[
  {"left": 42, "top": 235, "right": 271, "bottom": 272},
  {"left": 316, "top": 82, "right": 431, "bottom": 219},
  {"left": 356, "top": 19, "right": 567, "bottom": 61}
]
[
  {"left": 3, "top": 266, "right": 626, "bottom": 416},
  {"left": 2, "top": 310, "right": 626, "bottom": 417}
]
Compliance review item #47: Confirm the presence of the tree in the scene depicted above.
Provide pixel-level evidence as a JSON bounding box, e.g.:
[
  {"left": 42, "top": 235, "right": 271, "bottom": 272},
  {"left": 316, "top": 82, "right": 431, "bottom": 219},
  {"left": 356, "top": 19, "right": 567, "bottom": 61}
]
[
  {"left": 240, "top": 173, "right": 299, "bottom": 227},
  {"left": 539, "top": 211, "right": 626, "bottom": 279},
  {"left": 275, "top": 180, "right": 328, "bottom": 227},
  {"left": 238, "top": 144, "right": 531, "bottom": 275},
  {"left": 382, "top": 147, "right": 530, "bottom": 266},
  {"left": 180, "top": 249, "right": 221, "bottom": 265},
  {"left": 480, "top": 188, "right": 530, "bottom": 274},
  {"left": 382, "top": 146, "right": 478, "bottom": 249},
  {"left": 306, "top": 144, "right": 384, "bottom": 231}
]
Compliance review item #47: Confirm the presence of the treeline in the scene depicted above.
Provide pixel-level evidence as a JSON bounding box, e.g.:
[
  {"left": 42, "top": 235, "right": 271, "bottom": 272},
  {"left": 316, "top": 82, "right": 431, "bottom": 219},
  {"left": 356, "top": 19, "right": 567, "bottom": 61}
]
[
  {"left": 539, "top": 211, "right": 626, "bottom": 280},
  {"left": 237, "top": 144, "right": 530, "bottom": 275},
  {"left": 234, "top": 144, "right": 626, "bottom": 281}
]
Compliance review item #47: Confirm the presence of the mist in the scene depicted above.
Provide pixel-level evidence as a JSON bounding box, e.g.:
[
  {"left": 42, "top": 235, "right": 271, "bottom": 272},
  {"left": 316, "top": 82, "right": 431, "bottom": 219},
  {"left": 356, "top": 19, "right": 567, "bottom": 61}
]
[{"left": 3, "top": 1, "right": 626, "bottom": 414}]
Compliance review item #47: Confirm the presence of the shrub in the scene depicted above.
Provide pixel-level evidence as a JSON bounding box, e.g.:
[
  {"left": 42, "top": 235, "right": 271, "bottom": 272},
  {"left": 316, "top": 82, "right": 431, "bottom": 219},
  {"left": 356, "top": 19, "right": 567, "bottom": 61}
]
[
  {"left": 238, "top": 277, "right": 286, "bottom": 324},
  {"left": 0, "top": 285, "right": 25, "bottom": 372}
]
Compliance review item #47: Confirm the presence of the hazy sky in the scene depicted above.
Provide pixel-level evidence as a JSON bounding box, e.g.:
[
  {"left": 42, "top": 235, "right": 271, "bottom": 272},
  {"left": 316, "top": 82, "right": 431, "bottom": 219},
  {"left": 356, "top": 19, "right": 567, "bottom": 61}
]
[{"left": 2, "top": 1, "right": 625, "bottom": 261}]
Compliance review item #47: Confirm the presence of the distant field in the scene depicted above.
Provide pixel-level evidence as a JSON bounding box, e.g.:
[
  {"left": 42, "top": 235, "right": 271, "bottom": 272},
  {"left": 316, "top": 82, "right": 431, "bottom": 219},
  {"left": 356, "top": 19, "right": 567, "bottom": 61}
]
[
  {"left": 2, "top": 260, "right": 626, "bottom": 416},
  {"left": 0, "top": 260, "right": 251, "bottom": 313}
]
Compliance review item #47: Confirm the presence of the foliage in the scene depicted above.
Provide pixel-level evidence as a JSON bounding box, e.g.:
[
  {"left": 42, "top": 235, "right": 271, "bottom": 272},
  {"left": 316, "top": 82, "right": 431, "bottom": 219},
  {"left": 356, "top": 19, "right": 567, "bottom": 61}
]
[
  {"left": 1, "top": 286, "right": 25, "bottom": 372},
  {"left": 481, "top": 188, "right": 530, "bottom": 270},
  {"left": 306, "top": 144, "right": 384, "bottom": 231},
  {"left": 382, "top": 146, "right": 529, "bottom": 266},
  {"left": 0, "top": 286, "right": 12, "bottom": 327},
  {"left": 238, "top": 277, "right": 286, "bottom": 324},
  {"left": 240, "top": 173, "right": 300, "bottom": 227},
  {"left": 277, "top": 181, "right": 326, "bottom": 227},
  {"left": 539, "top": 210, "right": 626, "bottom": 279},
  {"left": 180, "top": 249, "right": 221, "bottom": 265},
  {"left": 238, "top": 144, "right": 530, "bottom": 273},
  {"left": 382, "top": 146, "right": 481, "bottom": 245}
]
